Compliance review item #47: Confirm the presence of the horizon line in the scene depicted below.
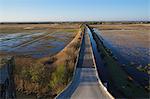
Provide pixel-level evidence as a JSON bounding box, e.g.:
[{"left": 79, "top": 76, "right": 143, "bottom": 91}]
[{"left": 0, "top": 20, "right": 149, "bottom": 23}]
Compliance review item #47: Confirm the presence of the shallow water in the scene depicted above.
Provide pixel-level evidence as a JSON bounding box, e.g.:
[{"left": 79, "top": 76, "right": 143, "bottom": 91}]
[
  {"left": 0, "top": 32, "right": 44, "bottom": 51},
  {"left": 94, "top": 28, "right": 149, "bottom": 86},
  {"left": 87, "top": 27, "right": 124, "bottom": 97},
  {"left": 87, "top": 27, "right": 109, "bottom": 83},
  {"left": 0, "top": 31, "right": 75, "bottom": 58},
  {"left": 94, "top": 29, "right": 149, "bottom": 66}
]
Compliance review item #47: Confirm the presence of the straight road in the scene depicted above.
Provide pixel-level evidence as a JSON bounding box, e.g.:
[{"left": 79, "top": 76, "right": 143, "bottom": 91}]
[{"left": 56, "top": 26, "right": 113, "bottom": 99}]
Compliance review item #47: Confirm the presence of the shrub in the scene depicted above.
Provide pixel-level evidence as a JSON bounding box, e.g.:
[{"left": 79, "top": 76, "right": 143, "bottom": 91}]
[{"left": 50, "top": 64, "right": 65, "bottom": 87}]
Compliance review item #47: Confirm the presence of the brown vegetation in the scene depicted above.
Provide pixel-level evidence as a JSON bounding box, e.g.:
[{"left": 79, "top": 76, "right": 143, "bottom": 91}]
[
  {"left": 91, "top": 24, "right": 150, "bottom": 30},
  {"left": 14, "top": 28, "right": 82, "bottom": 98},
  {"left": 0, "top": 23, "right": 79, "bottom": 33}
]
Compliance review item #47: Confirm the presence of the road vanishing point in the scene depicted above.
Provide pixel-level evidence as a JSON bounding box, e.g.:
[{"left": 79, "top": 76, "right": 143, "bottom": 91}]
[{"left": 56, "top": 26, "right": 114, "bottom": 99}]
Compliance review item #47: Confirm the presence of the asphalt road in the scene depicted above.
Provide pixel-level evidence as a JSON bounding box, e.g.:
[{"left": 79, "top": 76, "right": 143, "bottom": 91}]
[{"left": 56, "top": 27, "right": 113, "bottom": 99}]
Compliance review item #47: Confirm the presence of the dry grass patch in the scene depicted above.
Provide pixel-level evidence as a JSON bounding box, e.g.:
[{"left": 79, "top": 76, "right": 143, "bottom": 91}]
[
  {"left": 91, "top": 24, "right": 150, "bottom": 30},
  {"left": 14, "top": 28, "right": 82, "bottom": 98}
]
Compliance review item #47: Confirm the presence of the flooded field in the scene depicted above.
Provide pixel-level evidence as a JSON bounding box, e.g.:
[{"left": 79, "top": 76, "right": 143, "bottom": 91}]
[
  {"left": 0, "top": 23, "right": 80, "bottom": 98},
  {"left": 0, "top": 24, "right": 78, "bottom": 58},
  {"left": 96, "top": 29, "right": 149, "bottom": 66},
  {"left": 92, "top": 24, "right": 150, "bottom": 67},
  {"left": 92, "top": 24, "right": 150, "bottom": 87}
]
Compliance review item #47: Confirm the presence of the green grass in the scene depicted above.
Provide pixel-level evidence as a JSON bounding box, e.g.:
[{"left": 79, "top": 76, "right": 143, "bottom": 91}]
[{"left": 50, "top": 64, "right": 66, "bottom": 87}]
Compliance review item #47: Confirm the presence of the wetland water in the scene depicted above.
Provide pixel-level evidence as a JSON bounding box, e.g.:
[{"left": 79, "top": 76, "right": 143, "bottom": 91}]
[
  {"left": 95, "top": 29, "right": 149, "bottom": 66},
  {"left": 87, "top": 27, "right": 109, "bottom": 83},
  {"left": 87, "top": 27, "right": 126, "bottom": 97},
  {"left": 93, "top": 28, "right": 149, "bottom": 86},
  {"left": 0, "top": 31, "right": 75, "bottom": 58}
]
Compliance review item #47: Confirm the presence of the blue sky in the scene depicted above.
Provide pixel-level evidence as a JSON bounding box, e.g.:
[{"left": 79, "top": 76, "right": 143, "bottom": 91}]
[{"left": 0, "top": 0, "right": 149, "bottom": 22}]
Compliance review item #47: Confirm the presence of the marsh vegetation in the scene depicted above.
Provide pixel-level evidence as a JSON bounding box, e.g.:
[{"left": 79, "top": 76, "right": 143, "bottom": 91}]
[{"left": 0, "top": 23, "right": 82, "bottom": 98}]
